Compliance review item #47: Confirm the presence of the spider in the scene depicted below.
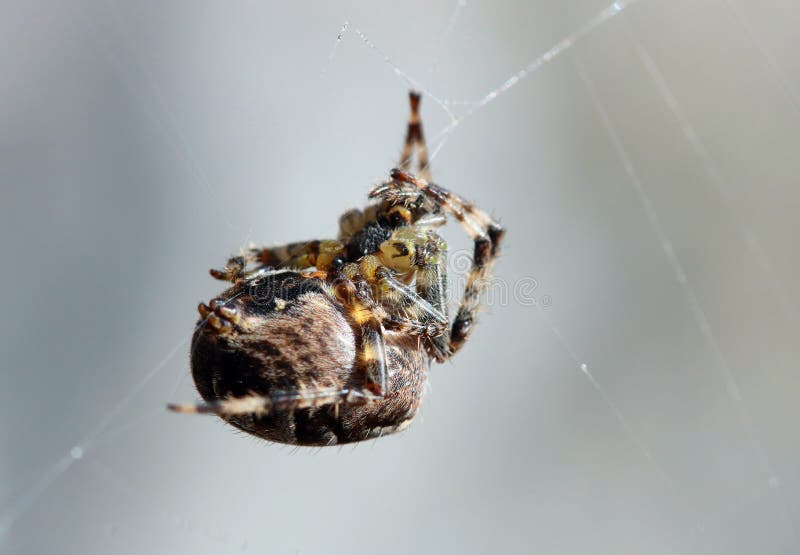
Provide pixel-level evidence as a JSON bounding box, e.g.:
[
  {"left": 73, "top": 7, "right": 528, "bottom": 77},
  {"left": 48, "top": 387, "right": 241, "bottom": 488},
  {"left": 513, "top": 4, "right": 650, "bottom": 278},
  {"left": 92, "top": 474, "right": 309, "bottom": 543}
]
[{"left": 168, "top": 92, "right": 505, "bottom": 445}]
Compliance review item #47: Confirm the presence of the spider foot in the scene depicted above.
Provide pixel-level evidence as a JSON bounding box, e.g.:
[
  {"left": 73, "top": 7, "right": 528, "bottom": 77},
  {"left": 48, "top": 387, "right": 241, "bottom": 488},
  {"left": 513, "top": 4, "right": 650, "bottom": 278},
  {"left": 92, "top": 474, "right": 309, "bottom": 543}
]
[
  {"left": 197, "top": 299, "right": 240, "bottom": 334},
  {"left": 209, "top": 256, "right": 247, "bottom": 282}
]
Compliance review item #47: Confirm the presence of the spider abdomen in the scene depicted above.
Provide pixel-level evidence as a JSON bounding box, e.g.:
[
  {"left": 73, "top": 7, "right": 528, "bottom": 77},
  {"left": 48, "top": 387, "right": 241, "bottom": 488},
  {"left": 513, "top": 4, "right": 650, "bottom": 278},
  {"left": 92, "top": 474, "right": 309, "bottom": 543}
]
[{"left": 190, "top": 271, "right": 427, "bottom": 446}]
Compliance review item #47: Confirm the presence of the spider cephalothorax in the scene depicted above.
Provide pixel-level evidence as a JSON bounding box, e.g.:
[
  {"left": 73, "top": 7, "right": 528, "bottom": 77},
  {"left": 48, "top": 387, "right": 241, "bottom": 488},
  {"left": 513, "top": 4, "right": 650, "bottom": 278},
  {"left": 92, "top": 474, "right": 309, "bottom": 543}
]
[{"left": 169, "top": 92, "right": 505, "bottom": 446}]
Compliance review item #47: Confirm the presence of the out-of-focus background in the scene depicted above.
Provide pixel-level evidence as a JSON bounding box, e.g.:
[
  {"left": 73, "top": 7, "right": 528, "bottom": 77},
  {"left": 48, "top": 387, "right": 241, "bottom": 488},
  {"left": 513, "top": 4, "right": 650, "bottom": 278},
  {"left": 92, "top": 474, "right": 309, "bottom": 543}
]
[{"left": 3, "top": 1, "right": 799, "bottom": 553}]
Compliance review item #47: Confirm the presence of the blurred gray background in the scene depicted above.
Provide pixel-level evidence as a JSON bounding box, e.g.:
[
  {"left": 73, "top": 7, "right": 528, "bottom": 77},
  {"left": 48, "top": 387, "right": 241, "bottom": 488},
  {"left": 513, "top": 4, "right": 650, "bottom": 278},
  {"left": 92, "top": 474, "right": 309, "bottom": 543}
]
[{"left": 3, "top": 1, "right": 800, "bottom": 553}]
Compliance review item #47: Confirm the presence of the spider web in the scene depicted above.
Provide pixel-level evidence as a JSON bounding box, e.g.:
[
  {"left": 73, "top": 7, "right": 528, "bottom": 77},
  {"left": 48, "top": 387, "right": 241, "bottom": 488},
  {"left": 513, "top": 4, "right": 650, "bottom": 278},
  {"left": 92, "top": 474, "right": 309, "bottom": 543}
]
[{"left": 3, "top": 0, "right": 800, "bottom": 553}]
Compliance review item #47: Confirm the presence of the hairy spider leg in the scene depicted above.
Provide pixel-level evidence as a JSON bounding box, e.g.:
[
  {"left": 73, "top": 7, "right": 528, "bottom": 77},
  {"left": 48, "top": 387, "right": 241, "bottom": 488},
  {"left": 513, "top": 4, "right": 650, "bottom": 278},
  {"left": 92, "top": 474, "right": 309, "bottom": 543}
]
[
  {"left": 373, "top": 265, "right": 448, "bottom": 338},
  {"left": 412, "top": 254, "right": 451, "bottom": 359},
  {"left": 399, "top": 91, "right": 431, "bottom": 182},
  {"left": 389, "top": 169, "right": 506, "bottom": 356},
  {"left": 167, "top": 387, "right": 376, "bottom": 416},
  {"left": 331, "top": 278, "right": 391, "bottom": 396},
  {"left": 210, "top": 239, "right": 346, "bottom": 281}
]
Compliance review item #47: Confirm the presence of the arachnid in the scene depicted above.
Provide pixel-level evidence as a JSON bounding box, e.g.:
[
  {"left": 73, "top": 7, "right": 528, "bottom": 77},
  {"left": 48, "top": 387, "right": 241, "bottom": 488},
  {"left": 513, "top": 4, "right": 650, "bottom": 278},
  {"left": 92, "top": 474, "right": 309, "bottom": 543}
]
[{"left": 168, "top": 92, "right": 505, "bottom": 445}]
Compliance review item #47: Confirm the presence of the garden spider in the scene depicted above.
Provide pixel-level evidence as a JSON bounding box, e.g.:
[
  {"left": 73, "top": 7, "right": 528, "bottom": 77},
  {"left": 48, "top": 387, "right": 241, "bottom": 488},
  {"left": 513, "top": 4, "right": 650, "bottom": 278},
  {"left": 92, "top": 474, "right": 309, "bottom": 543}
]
[{"left": 168, "top": 92, "right": 505, "bottom": 445}]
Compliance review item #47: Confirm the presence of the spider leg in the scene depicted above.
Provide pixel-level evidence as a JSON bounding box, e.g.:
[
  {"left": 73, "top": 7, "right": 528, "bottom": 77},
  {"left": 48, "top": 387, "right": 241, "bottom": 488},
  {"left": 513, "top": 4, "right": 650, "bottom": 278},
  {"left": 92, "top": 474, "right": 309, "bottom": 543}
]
[
  {"left": 399, "top": 91, "right": 431, "bottom": 181},
  {"left": 209, "top": 255, "right": 249, "bottom": 282},
  {"left": 332, "top": 278, "right": 391, "bottom": 396},
  {"left": 374, "top": 266, "right": 448, "bottom": 339},
  {"left": 413, "top": 256, "right": 451, "bottom": 360},
  {"left": 414, "top": 213, "right": 447, "bottom": 228},
  {"left": 168, "top": 387, "right": 377, "bottom": 416},
  {"left": 210, "top": 239, "right": 346, "bottom": 281},
  {"left": 388, "top": 169, "right": 506, "bottom": 357}
]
